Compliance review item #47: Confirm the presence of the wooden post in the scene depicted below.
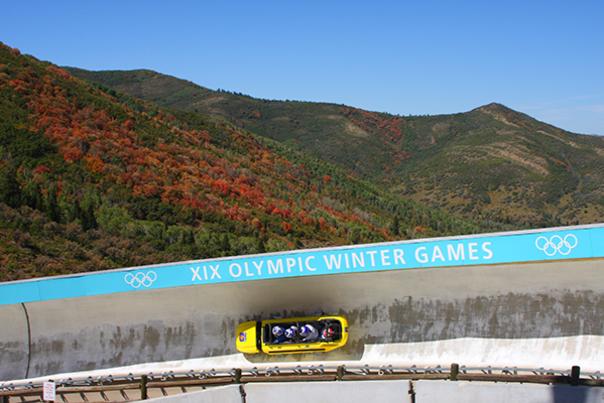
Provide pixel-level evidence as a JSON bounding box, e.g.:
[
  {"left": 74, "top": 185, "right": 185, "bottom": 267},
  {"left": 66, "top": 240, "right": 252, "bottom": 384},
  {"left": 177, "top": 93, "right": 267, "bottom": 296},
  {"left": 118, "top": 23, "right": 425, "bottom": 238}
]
[
  {"left": 140, "top": 375, "right": 148, "bottom": 400},
  {"left": 336, "top": 365, "right": 345, "bottom": 381},
  {"left": 234, "top": 368, "right": 242, "bottom": 384},
  {"left": 450, "top": 363, "right": 459, "bottom": 381},
  {"left": 570, "top": 366, "right": 580, "bottom": 386},
  {"left": 408, "top": 380, "right": 416, "bottom": 403}
]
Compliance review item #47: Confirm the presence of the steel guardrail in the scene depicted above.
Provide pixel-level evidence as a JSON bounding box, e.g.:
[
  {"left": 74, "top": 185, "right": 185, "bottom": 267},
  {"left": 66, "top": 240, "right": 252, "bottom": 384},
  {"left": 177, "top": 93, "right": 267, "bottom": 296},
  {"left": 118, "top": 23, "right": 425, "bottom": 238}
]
[{"left": 1, "top": 363, "right": 603, "bottom": 402}]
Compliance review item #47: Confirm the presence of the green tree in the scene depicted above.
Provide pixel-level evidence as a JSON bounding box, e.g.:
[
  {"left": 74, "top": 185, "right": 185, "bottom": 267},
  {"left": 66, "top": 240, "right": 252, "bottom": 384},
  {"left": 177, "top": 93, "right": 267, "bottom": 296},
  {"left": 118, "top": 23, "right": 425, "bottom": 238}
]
[
  {"left": 389, "top": 214, "right": 401, "bottom": 236},
  {"left": 81, "top": 203, "right": 97, "bottom": 230},
  {"left": 221, "top": 234, "right": 231, "bottom": 254},
  {"left": 256, "top": 233, "right": 267, "bottom": 253},
  {"left": 45, "top": 187, "right": 61, "bottom": 223},
  {"left": 0, "top": 163, "right": 22, "bottom": 208}
]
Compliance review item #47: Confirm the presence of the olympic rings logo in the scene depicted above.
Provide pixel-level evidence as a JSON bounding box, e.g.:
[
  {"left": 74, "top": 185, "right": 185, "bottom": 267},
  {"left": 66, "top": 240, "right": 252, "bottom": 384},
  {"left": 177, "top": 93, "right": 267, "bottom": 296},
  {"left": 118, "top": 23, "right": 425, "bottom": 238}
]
[
  {"left": 124, "top": 271, "right": 157, "bottom": 288},
  {"left": 534, "top": 234, "right": 578, "bottom": 257}
]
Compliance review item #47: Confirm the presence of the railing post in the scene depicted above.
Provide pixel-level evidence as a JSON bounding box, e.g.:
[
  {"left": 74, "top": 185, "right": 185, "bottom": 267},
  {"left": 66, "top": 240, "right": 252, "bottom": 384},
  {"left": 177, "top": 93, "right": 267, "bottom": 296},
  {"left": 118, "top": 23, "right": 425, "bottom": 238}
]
[
  {"left": 1, "top": 394, "right": 9, "bottom": 403},
  {"left": 234, "top": 368, "right": 242, "bottom": 384},
  {"left": 336, "top": 365, "right": 345, "bottom": 381},
  {"left": 570, "top": 366, "right": 580, "bottom": 386},
  {"left": 450, "top": 363, "right": 459, "bottom": 381},
  {"left": 408, "top": 380, "right": 416, "bottom": 403},
  {"left": 140, "top": 375, "right": 148, "bottom": 400}
]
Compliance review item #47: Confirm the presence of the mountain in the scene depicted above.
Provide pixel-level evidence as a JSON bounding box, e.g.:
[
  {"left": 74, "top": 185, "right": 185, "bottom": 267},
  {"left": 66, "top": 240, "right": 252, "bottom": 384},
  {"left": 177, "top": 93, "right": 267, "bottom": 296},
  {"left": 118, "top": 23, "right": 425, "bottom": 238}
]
[
  {"left": 0, "top": 43, "right": 479, "bottom": 281},
  {"left": 67, "top": 68, "right": 604, "bottom": 227}
]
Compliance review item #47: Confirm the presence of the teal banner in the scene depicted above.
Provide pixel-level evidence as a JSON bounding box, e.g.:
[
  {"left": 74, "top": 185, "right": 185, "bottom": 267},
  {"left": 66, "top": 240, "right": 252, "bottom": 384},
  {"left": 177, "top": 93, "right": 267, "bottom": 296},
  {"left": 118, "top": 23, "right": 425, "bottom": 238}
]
[{"left": 1, "top": 225, "right": 603, "bottom": 305}]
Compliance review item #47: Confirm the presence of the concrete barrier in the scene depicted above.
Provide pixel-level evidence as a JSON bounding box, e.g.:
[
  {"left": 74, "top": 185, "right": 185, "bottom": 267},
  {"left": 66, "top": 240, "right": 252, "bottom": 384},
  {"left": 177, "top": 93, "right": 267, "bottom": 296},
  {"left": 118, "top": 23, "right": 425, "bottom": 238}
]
[
  {"left": 413, "top": 380, "right": 604, "bottom": 403},
  {"left": 137, "top": 381, "right": 409, "bottom": 403},
  {"left": 0, "top": 303, "right": 28, "bottom": 380},
  {"left": 138, "top": 380, "right": 604, "bottom": 403},
  {"left": 2, "top": 258, "right": 604, "bottom": 380},
  {"left": 245, "top": 380, "right": 409, "bottom": 403},
  {"left": 142, "top": 385, "right": 242, "bottom": 403}
]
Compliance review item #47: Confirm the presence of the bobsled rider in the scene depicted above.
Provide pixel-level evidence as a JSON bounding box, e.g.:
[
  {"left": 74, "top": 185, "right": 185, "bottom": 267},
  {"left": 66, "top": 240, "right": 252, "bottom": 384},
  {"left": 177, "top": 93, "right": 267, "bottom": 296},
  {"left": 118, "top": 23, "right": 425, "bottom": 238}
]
[
  {"left": 272, "top": 325, "right": 287, "bottom": 344},
  {"left": 300, "top": 324, "right": 319, "bottom": 342},
  {"left": 285, "top": 325, "right": 298, "bottom": 342},
  {"left": 321, "top": 325, "right": 337, "bottom": 341}
]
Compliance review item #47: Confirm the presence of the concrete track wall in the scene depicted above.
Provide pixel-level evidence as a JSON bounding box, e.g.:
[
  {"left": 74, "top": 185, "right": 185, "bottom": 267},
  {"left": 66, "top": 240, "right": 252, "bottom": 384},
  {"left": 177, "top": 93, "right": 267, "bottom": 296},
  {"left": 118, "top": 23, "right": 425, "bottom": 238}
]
[
  {"left": 412, "top": 380, "right": 604, "bottom": 403},
  {"left": 139, "top": 381, "right": 604, "bottom": 403},
  {"left": 0, "top": 303, "right": 29, "bottom": 380},
  {"left": 143, "top": 385, "right": 242, "bottom": 403},
  {"left": 1, "top": 259, "right": 603, "bottom": 380}
]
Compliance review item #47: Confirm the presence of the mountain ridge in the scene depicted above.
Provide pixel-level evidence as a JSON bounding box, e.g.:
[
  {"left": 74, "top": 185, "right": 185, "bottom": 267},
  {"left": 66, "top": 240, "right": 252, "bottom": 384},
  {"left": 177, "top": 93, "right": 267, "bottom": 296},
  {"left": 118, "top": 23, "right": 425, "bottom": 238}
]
[
  {"left": 68, "top": 68, "right": 546, "bottom": 126},
  {"left": 67, "top": 67, "right": 604, "bottom": 228}
]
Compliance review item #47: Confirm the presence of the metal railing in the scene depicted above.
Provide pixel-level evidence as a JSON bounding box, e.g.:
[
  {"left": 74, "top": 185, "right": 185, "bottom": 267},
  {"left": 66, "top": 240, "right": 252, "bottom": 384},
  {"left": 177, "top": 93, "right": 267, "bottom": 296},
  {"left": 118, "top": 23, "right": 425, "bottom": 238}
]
[{"left": 1, "top": 364, "right": 603, "bottom": 402}]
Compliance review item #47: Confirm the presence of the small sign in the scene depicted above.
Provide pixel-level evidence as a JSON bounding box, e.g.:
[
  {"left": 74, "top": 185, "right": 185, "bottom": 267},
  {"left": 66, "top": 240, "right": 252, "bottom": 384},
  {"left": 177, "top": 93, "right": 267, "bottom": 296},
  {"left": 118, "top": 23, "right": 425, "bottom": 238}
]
[{"left": 43, "top": 381, "right": 56, "bottom": 401}]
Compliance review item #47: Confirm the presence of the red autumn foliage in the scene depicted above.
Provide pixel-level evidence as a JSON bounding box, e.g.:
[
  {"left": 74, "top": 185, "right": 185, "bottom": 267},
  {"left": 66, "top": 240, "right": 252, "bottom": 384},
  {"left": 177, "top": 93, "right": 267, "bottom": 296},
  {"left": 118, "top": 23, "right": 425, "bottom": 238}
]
[
  {"left": 46, "top": 65, "right": 71, "bottom": 80},
  {"left": 1, "top": 47, "right": 390, "bottom": 247},
  {"left": 33, "top": 164, "right": 51, "bottom": 175},
  {"left": 61, "top": 145, "right": 83, "bottom": 163},
  {"left": 281, "top": 221, "right": 292, "bottom": 234},
  {"left": 212, "top": 179, "right": 230, "bottom": 196},
  {"left": 415, "top": 225, "right": 427, "bottom": 234}
]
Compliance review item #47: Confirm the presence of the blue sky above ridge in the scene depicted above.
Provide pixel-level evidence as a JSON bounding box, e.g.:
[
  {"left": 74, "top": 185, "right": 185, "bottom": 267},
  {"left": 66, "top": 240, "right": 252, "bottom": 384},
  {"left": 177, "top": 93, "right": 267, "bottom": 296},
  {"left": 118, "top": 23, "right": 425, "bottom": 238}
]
[{"left": 2, "top": 0, "right": 603, "bottom": 134}]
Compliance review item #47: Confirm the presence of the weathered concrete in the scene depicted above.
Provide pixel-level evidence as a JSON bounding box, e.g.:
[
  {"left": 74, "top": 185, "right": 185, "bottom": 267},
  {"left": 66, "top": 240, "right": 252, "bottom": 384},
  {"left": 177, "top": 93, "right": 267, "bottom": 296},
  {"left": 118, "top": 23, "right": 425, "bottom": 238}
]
[
  {"left": 413, "top": 380, "right": 604, "bottom": 403},
  {"left": 138, "top": 380, "right": 604, "bottom": 403},
  {"left": 9, "top": 334, "right": 603, "bottom": 386},
  {"left": 141, "top": 385, "right": 242, "bottom": 403},
  {"left": 1, "top": 259, "right": 603, "bottom": 380},
  {"left": 244, "top": 380, "right": 409, "bottom": 403},
  {"left": 138, "top": 381, "right": 409, "bottom": 403},
  {"left": 0, "top": 303, "right": 28, "bottom": 380}
]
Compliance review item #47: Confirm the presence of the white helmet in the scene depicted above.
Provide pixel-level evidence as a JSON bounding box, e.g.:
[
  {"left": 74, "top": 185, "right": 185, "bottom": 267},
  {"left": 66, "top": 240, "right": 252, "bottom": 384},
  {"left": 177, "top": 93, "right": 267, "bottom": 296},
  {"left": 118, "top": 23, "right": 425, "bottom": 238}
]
[
  {"left": 300, "top": 325, "right": 312, "bottom": 336},
  {"left": 272, "top": 326, "right": 284, "bottom": 337},
  {"left": 285, "top": 326, "right": 298, "bottom": 338}
]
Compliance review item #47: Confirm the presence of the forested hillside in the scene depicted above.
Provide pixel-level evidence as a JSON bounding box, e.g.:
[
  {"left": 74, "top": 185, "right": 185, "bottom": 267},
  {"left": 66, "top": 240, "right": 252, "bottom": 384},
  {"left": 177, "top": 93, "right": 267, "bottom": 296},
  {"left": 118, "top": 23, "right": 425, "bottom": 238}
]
[
  {"left": 69, "top": 68, "right": 604, "bottom": 228},
  {"left": 0, "top": 43, "right": 478, "bottom": 281}
]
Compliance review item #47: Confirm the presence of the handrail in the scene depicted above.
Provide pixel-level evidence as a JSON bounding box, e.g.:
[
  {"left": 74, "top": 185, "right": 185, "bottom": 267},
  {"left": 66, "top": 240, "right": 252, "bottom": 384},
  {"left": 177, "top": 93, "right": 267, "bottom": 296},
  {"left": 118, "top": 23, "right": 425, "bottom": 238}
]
[{"left": 1, "top": 363, "right": 602, "bottom": 401}]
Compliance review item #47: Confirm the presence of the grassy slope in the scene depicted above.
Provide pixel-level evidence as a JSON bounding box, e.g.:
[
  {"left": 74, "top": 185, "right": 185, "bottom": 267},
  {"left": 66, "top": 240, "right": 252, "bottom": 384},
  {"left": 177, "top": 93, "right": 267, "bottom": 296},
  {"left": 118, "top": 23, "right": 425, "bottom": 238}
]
[
  {"left": 68, "top": 68, "right": 604, "bottom": 228},
  {"left": 0, "top": 43, "right": 479, "bottom": 281}
]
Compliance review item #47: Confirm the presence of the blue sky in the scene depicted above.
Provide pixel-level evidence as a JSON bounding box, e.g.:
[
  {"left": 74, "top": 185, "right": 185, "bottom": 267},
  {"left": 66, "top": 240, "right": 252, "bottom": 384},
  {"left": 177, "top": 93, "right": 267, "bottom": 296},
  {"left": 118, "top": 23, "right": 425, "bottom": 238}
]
[{"left": 2, "top": 1, "right": 603, "bottom": 134}]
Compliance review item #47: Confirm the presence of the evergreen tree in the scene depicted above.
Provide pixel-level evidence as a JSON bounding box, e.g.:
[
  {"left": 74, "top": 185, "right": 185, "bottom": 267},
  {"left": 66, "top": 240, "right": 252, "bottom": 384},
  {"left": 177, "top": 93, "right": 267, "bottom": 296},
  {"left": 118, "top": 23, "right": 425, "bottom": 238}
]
[
  {"left": 256, "top": 234, "right": 267, "bottom": 253},
  {"left": 0, "top": 162, "right": 21, "bottom": 208},
  {"left": 221, "top": 234, "right": 231, "bottom": 254},
  {"left": 81, "top": 203, "right": 97, "bottom": 230},
  {"left": 183, "top": 229, "right": 195, "bottom": 245},
  {"left": 389, "top": 214, "right": 401, "bottom": 236},
  {"left": 46, "top": 187, "right": 61, "bottom": 222},
  {"left": 348, "top": 227, "right": 361, "bottom": 244},
  {"left": 72, "top": 200, "right": 83, "bottom": 223}
]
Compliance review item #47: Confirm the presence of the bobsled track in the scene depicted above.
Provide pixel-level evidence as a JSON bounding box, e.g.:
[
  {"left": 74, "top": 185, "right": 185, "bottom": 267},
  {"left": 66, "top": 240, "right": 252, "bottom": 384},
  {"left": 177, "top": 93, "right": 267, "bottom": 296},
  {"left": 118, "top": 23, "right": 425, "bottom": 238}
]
[{"left": 1, "top": 224, "right": 603, "bottom": 383}]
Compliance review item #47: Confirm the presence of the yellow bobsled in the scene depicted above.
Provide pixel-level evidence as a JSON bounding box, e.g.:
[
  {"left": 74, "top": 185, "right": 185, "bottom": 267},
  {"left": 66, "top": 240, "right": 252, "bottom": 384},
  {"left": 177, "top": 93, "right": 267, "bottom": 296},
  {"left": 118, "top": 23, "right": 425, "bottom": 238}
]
[{"left": 236, "top": 315, "right": 348, "bottom": 355}]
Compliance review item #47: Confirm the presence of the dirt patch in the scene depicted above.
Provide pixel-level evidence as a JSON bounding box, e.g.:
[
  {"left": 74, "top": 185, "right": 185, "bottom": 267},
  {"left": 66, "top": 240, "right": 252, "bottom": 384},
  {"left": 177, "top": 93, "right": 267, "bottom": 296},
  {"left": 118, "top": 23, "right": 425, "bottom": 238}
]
[
  {"left": 537, "top": 130, "right": 580, "bottom": 149},
  {"left": 198, "top": 95, "right": 228, "bottom": 106},
  {"left": 480, "top": 109, "right": 520, "bottom": 128},
  {"left": 343, "top": 120, "right": 370, "bottom": 138},
  {"left": 431, "top": 122, "right": 450, "bottom": 133},
  {"left": 479, "top": 142, "right": 550, "bottom": 176}
]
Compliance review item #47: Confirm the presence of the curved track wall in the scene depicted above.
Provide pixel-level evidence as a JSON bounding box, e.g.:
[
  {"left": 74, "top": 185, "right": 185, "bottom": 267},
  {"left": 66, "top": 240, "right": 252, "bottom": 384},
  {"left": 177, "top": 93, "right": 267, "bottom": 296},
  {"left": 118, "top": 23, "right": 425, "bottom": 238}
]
[
  {"left": 1, "top": 259, "right": 603, "bottom": 380},
  {"left": 0, "top": 304, "right": 29, "bottom": 380}
]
